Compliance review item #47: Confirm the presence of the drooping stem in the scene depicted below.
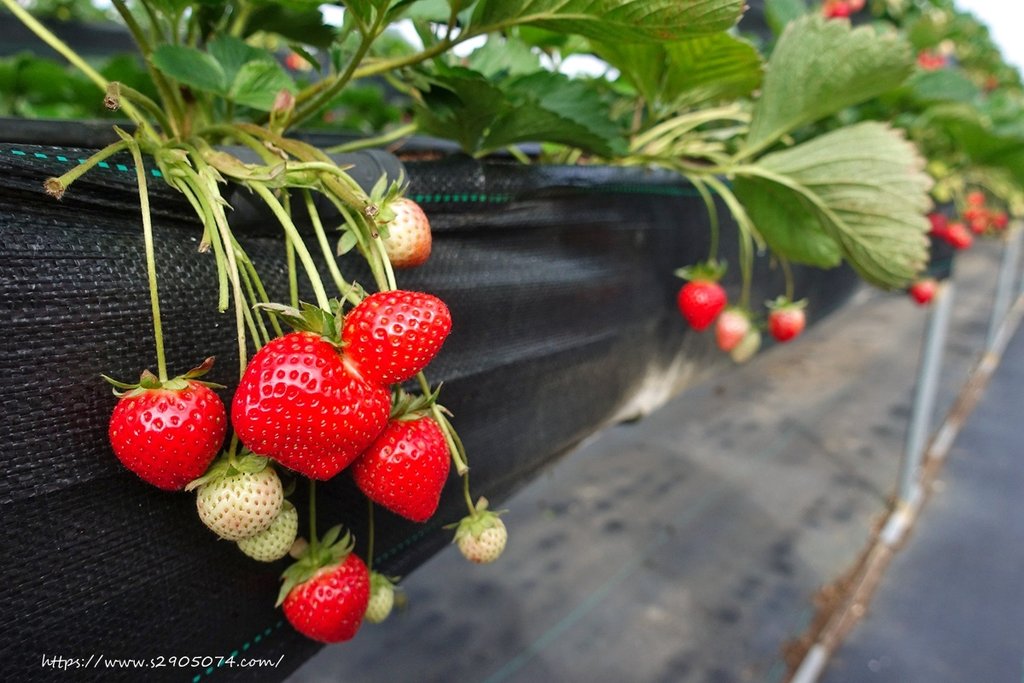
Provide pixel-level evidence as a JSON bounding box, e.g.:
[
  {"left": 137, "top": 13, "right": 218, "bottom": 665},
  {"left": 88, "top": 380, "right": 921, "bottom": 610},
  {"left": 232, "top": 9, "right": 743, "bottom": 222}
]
[
  {"left": 687, "top": 175, "right": 721, "bottom": 262},
  {"left": 303, "top": 189, "right": 354, "bottom": 298},
  {"left": 780, "top": 256, "right": 795, "bottom": 301},
  {"left": 251, "top": 184, "right": 332, "bottom": 310},
  {"left": 128, "top": 140, "right": 168, "bottom": 382},
  {"left": 286, "top": 236, "right": 299, "bottom": 309},
  {"left": 325, "top": 123, "right": 418, "bottom": 154},
  {"left": 417, "top": 374, "right": 469, "bottom": 476},
  {"left": 44, "top": 140, "right": 129, "bottom": 197}
]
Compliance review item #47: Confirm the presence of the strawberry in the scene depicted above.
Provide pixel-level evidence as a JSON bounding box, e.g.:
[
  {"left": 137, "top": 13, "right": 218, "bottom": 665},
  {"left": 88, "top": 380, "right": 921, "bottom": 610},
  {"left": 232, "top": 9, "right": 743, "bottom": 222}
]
[
  {"left": 993, "top": 211, "right": 1009, "bottom": 230},
  {"left": 767, "top": 297, "right": 808, "bottom": 343},
  {"left": 730, "top": 328, "right": 762, "bottom": 364},
  {"left": 342, "top": 290, "right": 452, "bottom": 386},
  {"left": 105, "top": 358, "right": 226, "bottom": 491},
  {"left": 191, "top": 455, "right": 283, "bottom": 541},
  {"left": 238, "top": 501, "right": 298, "bottom": 562},
  {"left": 966, "top": 190, "right": 986, "bottom": 208},
  {"left": 823, "top": 1, "right": 851, "bottom": 19},
  {"left": 909, "top": 279, "right": 938, "bottom": 306},
  {"left": 928, "top": 213, "right": 949, "bottom": 236},
  {"left": 382, "top": 198, "right": 432, "bottom": 269},
  {"left": 279, "top": 527, "right": 370, "bottom": 643},
  {"left": 675, "top": 261, "right": 727, "bottom": 332},
  {"left": 364, "top": 572, "right": 398, "bottom": 624},
  {"left": 944, "top": 222, "right": 973, "bottom": 250},
  {"left": 715, "top": 308, "right": 751, "bottom": 352},
  {"left": 232, "top": 331, "right": 391, "bottom": 480},
  {"left": 353, "top": 416, "right": 450, "bottom": 522},
  {"left": 452, "top": 498, "right": 508, "bottom": 565}
]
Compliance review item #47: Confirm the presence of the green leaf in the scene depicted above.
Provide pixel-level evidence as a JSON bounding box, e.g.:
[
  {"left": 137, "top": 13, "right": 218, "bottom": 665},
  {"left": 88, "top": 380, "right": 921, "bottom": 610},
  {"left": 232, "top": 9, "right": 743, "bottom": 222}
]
[
  {"left": 484, "top": 72, "right": 627, "bottom": 155},
  {"left": 209, "top": 35, "right": 271, "bottom": 82},
  {"left": 466, "top": 37, "right": 542, "bottom": 78},
  {"left": 737, "top": 122, "right": 933, "bottom": 289},
  {"left": 415, "top": 66, "right": 508, "bottom": 152},
  {"left": 732, "top": 176, "right": 842, "bottom": 268},
  {"left": 230, "top": 61, "right": 295, "bottom": 110},
  {"left": 152, "top": 45, "right": 228, "bottom": 95},
  {"left": 764, "top": 0, "right": 807, "bottom": 36},
  {"left": 744, "top": 15, "right": 914, "bottom": 156},
  {"left": 597, "top": 33, "right": 763, "bottom": 111},
  {"left": 246, "top": 4, "right": 337, "bottom": 47},
  {"left": 470, "top": 0, "right": 745, "bottom": 42},
  {"left": 905, "top": 69, "right": 981, "bottom": 105}
]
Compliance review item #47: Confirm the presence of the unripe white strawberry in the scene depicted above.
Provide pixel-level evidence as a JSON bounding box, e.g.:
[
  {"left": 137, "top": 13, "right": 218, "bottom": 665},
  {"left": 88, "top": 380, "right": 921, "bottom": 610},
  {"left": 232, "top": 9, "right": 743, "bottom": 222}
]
[
  {"left": 237, "top": 501, "right": 298, "bottom": 561},
  {"left": 730, "top": 328, "right": 762, "bottom": 364},
  {"left": 364, "top": 572, "right": 397, "bottom": 624},
  {"left": 453, "top": 498, "right": 508, "bottom": 565},
  {"left": 382, "top": 198, "right": 431, "bottom": 268},
  {"left": 195, "top": 463, "right": 283, "bottom": 541}
]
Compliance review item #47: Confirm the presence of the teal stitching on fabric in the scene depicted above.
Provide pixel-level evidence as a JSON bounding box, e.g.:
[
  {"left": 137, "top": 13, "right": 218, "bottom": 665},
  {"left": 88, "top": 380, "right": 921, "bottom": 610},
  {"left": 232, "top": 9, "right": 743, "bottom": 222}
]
[
  {"left": 189, "top": 620, "right": 286, "bottom": 681},
  {"left": 4, "top": 147, "right": 163, "bottom": 178}
]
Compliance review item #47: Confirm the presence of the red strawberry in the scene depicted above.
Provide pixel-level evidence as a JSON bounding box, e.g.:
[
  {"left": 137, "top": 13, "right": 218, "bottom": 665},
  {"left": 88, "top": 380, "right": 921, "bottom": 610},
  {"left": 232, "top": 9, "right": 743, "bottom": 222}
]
[
  {"left": 382, "top": 198, "right": 432, "bottom": 269},
  {"left": 993, "top": 211, "right": 1009, "bottom": 230},
  {"left": 675, "top": 261, "right": 727, "bottom": 331},
  {"left": 353, "top": 416, "right": 450, "bottom": 523},
  {"left": 106, "top": 358, "right": 226, "bottom": 490},
  {"left": 909, "top": 279, "right": 938, "bottom": 306},
  {"left": 715, "top": 308, "right": 751, "bottom": 352},
  {"left": 342, "top": 290, "right": 452, "bottom": 386},
  {"left": 232, "top": 332, "right": 390, "bottom": 480},
  {"left": 823, "top": 1, "right": 851, "bottom": 19},
  {"left": 945, "top": 222, "right": 973, "bottom": 250},
  {"left": 767, "top": 297, "right": 807, "bottom": 343},
  {"left": 280, "top": 529, "right": 370, "bottom": 643},
  {"left": 928, "top": 213, "right": 949, "bottom": 236},
  {"left": 966, "top": 190, "right": 986, "bottom": 208}
]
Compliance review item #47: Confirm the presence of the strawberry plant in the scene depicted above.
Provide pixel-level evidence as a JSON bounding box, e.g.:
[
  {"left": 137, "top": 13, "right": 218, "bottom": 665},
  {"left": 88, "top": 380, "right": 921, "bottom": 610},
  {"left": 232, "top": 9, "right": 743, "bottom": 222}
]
[{"left": 4, "top": 0, "right": 1023, "bottom": 653}]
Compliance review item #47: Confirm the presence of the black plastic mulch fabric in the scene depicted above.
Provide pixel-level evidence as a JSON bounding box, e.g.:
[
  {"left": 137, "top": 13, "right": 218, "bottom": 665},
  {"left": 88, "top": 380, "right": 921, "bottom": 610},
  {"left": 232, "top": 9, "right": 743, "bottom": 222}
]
[{"left": 0, "top": 141, "right": 860, "bottom": 682}]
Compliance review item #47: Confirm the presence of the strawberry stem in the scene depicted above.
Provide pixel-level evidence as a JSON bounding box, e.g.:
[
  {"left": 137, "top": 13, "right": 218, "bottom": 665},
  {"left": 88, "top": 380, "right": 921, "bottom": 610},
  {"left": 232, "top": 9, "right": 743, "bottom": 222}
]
[
  {"left": 252, "top": 183, "right": 332, "bottom": 310},
  {"left": 127, "top": 139, "right": 168, "bottom": 383},
  {"left": 45, "top": 140, "right": 130, "bottom": 198},
  {"left": 303, "top": 189, "right": 361, "bottom": 305},
  {"left": 780, "top": 256, "right": 795, "bottom": 302}
]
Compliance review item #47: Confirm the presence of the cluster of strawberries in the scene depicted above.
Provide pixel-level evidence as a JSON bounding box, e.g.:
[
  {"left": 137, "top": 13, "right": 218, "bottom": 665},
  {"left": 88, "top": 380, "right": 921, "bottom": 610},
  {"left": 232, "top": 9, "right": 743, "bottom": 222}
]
[
  {"left": 909, "top": 191, "right": 1011, "bottom": 306},
  {"left": 822, "top": 0, "right": 864, "bottom": 20},
  {"left": 674, "top": 261, "right": 807, "bottom": 363},
  {"left": 105, "top": 200, "right": 505, "bottom": 645}
]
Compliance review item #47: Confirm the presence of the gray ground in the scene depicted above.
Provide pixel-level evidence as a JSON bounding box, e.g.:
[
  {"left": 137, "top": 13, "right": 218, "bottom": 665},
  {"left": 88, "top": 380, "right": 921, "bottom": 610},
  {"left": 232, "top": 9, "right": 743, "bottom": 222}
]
[{"left": 288, "top": 239, "right": 1008, "bottom": 683}]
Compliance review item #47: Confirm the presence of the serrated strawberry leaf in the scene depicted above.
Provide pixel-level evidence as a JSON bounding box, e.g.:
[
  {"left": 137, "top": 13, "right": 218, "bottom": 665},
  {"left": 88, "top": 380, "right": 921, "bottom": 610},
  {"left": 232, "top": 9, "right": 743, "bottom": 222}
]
[
  {"left": 595, "top": 33, "right": 763, "bottom": 112},
  {"left": 152, "top": 45, "right": 228, "bottom": 95},
  {"left": 735, "top": 122, "right": 933, "bottom": 289},
  {"left": 743, "top": 15, "right": 914, "bottom": 157},
  {"left": 470, "top": 0, "right": 745, "bottom": 42},
  {"left": 230, "top": 61, "right": 296, "bottom": 111}
]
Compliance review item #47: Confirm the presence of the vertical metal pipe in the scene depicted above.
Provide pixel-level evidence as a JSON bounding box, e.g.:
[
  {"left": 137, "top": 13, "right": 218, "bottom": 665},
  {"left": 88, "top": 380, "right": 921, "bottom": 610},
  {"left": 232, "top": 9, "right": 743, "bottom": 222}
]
[
  {"left": 898, "top": 281, "right": 955, "bottom": 504},
  {"left": 988, "top": 226, "right": 1022, "bottom": 350}
]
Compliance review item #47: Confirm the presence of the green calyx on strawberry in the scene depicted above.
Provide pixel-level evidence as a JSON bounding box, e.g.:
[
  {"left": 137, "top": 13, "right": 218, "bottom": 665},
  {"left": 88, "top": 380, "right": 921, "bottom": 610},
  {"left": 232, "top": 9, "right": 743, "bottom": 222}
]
[
  {"left": 766, "top": 296, "right": 808, "bottom": 343},
  {"left": 237, "top": 500, "right": 299, "bottom": 562},
  {"left": 365, "top": 572, "right": 400, "bottom": 624},
  {"left": 188, "top": 452, "right": 284, "bottom": 541},
  {"left": 675, "top": 260, "right": 728, "bottom": 332},
  {"left": 449, "top": 497, "right": 508, "bottom": 565},
  {"left": 279, "top": 526, "right": 371, "bottom": 643},
  {"left": 104, "top": 357, "right": 227, "bottom": 491}
]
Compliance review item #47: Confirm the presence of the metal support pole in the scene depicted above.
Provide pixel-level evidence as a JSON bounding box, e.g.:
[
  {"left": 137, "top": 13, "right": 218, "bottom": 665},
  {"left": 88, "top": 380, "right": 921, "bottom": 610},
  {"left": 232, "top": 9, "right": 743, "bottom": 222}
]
[
  {"left": 897, "top": 280, "right": 955, "bottom": 505},
  {"left": 987, "top": 226, "right": 1022, "bottom": 350}
]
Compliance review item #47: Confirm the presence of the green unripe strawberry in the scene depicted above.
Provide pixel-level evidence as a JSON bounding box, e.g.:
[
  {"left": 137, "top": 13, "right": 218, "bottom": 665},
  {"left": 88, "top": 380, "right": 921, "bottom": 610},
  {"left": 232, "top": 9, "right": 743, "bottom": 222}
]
[
  {"left": 191, "top": 455, "right": 283, "bottom": 541},
  {"left": 237, "top": 501, "right": 298, "bottom": 561},
  {"left": 364, "top": 572, "right": 397, "bottom": 624},
  {"left": 452, "top": 497, "right": 508, "bottom": 565}
]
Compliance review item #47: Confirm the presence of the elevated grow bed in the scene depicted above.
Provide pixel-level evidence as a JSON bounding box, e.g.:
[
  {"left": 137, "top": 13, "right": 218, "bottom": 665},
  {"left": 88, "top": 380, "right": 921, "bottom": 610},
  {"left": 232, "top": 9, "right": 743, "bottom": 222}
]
[{"left": 0, "top": 127, "right": 860, "bottom": 681}]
